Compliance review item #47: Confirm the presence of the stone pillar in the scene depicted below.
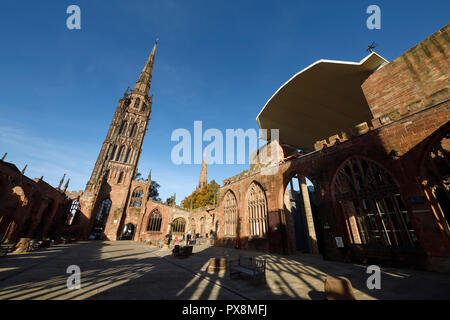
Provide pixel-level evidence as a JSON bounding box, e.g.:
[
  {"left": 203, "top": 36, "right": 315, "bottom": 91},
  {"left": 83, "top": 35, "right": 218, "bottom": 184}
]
[{"left": 299, "top": 176, "right": 319, "bottom": 254}]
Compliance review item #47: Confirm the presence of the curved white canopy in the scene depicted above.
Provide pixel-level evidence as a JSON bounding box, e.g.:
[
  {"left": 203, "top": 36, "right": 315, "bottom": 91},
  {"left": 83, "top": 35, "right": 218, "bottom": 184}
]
[{"left": 256, "top": 52, "right": 388, "bottom": 152}]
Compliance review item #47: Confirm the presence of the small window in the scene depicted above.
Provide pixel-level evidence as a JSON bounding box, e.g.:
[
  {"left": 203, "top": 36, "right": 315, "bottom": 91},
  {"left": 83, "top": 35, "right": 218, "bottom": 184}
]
[
  {"left": 134, "top": 98, "right": 140, "bottom": 109},
  {"left": 118, "top": 172, "right": 124, "bottom": 184}
]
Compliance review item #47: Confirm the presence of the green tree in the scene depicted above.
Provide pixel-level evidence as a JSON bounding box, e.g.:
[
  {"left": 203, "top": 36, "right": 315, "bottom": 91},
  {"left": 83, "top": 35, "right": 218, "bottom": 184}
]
[
  {"left": 181, "top": 180, "right": 220, "bottom": 210},
  {"left": 166, "top": 195, "right": 175, "bottom": 206},
  {"left": 148, "top": 181, "right": 161, "bottom": 202}
]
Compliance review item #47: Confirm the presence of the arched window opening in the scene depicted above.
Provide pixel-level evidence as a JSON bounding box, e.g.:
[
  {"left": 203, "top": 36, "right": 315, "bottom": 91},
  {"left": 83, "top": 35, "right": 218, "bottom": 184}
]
[
  {"left": 90, "top": 198, "right": 112, "bottom": 240},
  {"left": 130, "top": 188, "right": 144, "bottom": 208},
  {"left": 110, "top": 145, "right": 117, "bottom": 160},
  {"left": 333, "top": 157, "right": 418, "bottom": 247},
  {"left": 117, "top": 172, "right": 124, "bottom": 184},
  {"left": 134, "top": 98, "right": 140, "bottom": 109},
  {"left": 66, "top": 199, "right": 80, "bottom": 225},
  {"left": 147, "top": 210, "right": 162, "bottom": 232},
  {"left": 247, "top": 183, "right": 268, "bottom": 237},
  {"left": 224, "top": 191, "right": 237, "bottom": 236},
  {"left": 118, "top": 121, "right": 127, "bottom": 135},
  {"left": 124, "top": 148, "right": 131, "bottom": 163},
  {"left": 171, "top": 218, "right": 186, "bottom": 234},
  {"left": 130, "top": 123, "right": 138, "bottom": 138},
  {"left": 116, "top": 146, "right": 125, "bottom": 162}
]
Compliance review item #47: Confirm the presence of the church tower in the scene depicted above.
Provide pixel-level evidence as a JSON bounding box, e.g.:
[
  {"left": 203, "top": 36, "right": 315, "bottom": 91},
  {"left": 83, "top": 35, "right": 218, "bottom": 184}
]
[{"left": 80, "top": 40, "right": 158, "bottom": 240}]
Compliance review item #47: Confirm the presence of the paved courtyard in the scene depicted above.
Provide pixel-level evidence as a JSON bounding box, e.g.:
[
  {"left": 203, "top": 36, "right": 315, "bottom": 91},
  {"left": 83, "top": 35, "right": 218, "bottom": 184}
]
[{"left": 0, "top": 241, "right": 449, "bottom": 300}]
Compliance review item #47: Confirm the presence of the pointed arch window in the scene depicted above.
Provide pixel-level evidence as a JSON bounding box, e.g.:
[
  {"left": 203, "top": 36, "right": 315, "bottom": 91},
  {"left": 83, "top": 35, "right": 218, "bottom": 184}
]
[
  {"left": 247, "top": 183, "right": 268, "bottom": 237},
  {"left": 333, "top": 157, "right": 418, "bottom": 247},
  {"left": 117, "top": 172, "right": 124, "bottom": 184},
  {"left": 95, "top": 198, "right": 112, "bottom": 225},
  {"left": 134, "top": 98, "right": 141, "bottom": 109},
  {"left": 147, "top": 210, "right": 162, "bottom": 232},
  {"left": 124, "top": 148, "right": 131, "bottom": 163},
  {"left": 110, "top": 145, "right": 117, "bottom": 160},
  {"left": 224, "top": 191, "right": 238, "bottom": 236},
  {"left": 130, "top": 187, "right": 144, "bottom": 208},
  {"left": 130, "top": 123, "right": 138, "bottom": 138},
  {"left": 118, "top": 121, "right": 127, "bottom": 135},
  {"left": 116, "top": 146, "right": 125, "bottom": 162},
  {"left": 171, "top": 217, "right": 186, "bottom": 234}
]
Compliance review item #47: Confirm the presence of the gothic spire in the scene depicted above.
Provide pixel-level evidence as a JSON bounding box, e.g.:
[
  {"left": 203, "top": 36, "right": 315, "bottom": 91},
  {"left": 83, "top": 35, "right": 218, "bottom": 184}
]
[
  {"left": 198, "top": 148, "right": 207, "bottom": 189},
  {"left": 134, "top": 39, "right": 158, "bottom": 96}
]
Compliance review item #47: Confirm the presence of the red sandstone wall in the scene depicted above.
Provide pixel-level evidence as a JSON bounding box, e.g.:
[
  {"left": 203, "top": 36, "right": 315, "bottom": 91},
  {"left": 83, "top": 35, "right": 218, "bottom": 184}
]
[{"left": 362, "top": 24, "right": 449, "bottom": 121}]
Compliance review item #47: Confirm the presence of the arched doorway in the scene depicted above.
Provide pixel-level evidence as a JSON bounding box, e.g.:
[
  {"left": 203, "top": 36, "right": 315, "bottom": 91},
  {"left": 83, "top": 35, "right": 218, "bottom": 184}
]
[
  {"left": 90, "top": 198, "right": 112, "bottom": 240},
  {"left": 284, "top": 174, "right": 321, "bottom": 254},
  {"left": 121, "top": 223, "right": 135, "bottom": 240}
]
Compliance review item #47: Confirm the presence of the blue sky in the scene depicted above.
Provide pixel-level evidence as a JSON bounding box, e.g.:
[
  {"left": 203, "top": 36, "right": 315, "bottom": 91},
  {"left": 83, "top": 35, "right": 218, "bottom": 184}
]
[{"left": 0, "top": 0, "right": 448, "bottom": 203}]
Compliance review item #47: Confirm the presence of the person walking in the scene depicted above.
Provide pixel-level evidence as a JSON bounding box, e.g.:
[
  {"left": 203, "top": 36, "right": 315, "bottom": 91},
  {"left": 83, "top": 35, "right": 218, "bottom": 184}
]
[{"left": 186, "top": 231, "right": 191, "bottom": 245}]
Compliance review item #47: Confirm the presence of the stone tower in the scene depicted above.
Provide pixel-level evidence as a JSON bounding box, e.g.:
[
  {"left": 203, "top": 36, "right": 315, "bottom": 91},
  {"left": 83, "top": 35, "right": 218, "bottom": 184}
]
[
  {"left": 80, "top": 40, "right": 158, "bottom": 240},
  {"left": 198, "top": 148, "right": 207, "bottom": 189}
]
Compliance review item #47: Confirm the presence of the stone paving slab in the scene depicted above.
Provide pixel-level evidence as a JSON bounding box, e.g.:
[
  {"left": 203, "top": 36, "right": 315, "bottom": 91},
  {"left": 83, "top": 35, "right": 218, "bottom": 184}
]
[{"left": 1, "top": 241, "right": 449, "bottom": 300}]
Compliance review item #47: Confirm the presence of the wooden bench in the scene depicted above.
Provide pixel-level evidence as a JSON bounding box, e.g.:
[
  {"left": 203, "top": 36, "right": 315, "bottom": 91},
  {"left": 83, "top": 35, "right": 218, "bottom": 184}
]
[
  {"left": 229, "top": 256, "right": 266, "bottom": 281},
  {"left": 172, "top": 245, "right": 193, "bottom": 258}
]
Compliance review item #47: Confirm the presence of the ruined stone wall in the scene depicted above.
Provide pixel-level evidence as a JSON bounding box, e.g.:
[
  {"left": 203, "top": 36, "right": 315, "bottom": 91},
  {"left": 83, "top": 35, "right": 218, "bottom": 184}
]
[
  {"left": 0, "top": 161, "right": 71, "bottom": 242},
  {"left": 362, "top": 24, "right": 449, "bottom": 122},
  {"left": 137, "top": 200, "right": 190, "bottom": 242}
]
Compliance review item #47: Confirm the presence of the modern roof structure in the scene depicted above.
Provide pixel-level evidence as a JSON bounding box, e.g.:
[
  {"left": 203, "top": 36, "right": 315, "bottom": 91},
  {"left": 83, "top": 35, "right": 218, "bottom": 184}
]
[{"left": 256, "top": 52, "right": 389, "bottom": 152}]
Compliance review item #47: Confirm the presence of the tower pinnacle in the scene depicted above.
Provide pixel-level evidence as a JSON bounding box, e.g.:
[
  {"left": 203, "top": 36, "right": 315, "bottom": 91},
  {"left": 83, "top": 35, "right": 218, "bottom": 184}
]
[{"left": 134, "top": 39, "right": 158, "bottom": 96}]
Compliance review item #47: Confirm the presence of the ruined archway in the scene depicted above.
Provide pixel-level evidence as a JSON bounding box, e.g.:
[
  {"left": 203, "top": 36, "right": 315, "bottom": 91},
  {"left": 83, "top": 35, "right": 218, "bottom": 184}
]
[
  {"left": 332, "top": 156, "right": 418, "bottom": 247},
  {"left": 421, "top": 126, "right": 450, "bottom": 232},
  {"left": 171, "top": 217, "right": 186, "bottom": 235},
  {"left": 283, "top": 173, "right": 321, "bottom": 254}
]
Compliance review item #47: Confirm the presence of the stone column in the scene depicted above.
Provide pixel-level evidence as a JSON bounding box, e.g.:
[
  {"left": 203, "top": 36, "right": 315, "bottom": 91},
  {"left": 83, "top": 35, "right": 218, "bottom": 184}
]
[{"left": 299, "top": 176, "right": 319, "bottom": 254}]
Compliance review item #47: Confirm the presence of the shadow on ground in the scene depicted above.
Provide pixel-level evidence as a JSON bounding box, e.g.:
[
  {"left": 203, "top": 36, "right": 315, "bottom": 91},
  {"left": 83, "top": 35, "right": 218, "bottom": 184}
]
[{"left": 1, "top": 241, "right": 449, "bottom": 300}]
